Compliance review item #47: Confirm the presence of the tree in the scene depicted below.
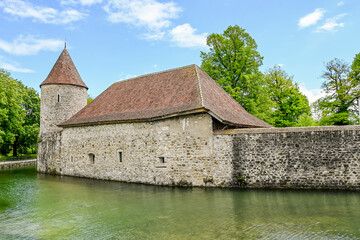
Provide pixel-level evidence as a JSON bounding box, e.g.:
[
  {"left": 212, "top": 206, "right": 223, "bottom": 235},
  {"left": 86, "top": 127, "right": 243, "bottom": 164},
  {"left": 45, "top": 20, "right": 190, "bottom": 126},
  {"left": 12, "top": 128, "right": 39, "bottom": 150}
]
[
  {"left": 264, "top": 66, "right": 312, "bottom": 127},
  {"left": 315, "top": 58, "right": 360, "bottom": 125},
  {"left": 200, "top": 25, "right": 274, "bottom": 123},
  {"left": 15, "top": 84, "right": 40, "bottom": 155},
  {"left": 0, "top": 69, "right": 40, "bottom": 156},
  {"left": 87, "top": 94, "right": 93, "bottom": 104}
]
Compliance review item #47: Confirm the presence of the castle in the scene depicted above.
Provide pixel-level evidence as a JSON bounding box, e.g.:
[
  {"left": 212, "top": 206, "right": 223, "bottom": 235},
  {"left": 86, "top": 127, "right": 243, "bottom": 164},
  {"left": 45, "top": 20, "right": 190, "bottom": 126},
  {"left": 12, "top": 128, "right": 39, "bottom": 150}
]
[{"left": 38, "top": 49, "right": 360, "bottom": 189}]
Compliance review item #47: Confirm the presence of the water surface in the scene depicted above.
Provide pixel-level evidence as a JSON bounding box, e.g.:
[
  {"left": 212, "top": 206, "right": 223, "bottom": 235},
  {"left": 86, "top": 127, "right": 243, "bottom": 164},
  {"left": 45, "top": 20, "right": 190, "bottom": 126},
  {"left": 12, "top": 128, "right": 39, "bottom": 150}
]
[{"left": 0, "top": 167, "right": 359, "bottom": 239}]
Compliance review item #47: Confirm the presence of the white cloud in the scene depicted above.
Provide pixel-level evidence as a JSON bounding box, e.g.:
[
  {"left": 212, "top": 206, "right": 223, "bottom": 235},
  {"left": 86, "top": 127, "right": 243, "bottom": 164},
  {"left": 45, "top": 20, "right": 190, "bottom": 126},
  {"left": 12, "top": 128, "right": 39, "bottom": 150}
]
[
  {"left": 0, "top": 35, "right": 63, "bottom": 55},
  {"left": 103, "top": 0, "right": 181, "bottom": 39},
  {"left": 276, "top": 63, "right": 284, "bottom": 67},
  {"left": 1, "top": 0, "right": 87, "bottom": 24},
  {"left": 118, "top": 73, "right": 137, "bottom": 81},
  {"left": 0, "top": 62, "right": 34, "bottom": 73},
  {"left": 61, "top": 0, "right": 103, "bottom": 6},
  {"left": 315, "top": 13, "right": 347, "bottom": 32},
  {"left": 337, "top": 1, "right": 344, "bottom": 6},
  {"left": 169, "top": 23, "right": 207, "bottom": 48},
  {"left": 299, "top": 83, "right": 325, "bottom": 104},
  {"left": 298, "top": 8, "right": 326, "bottom": 28}
]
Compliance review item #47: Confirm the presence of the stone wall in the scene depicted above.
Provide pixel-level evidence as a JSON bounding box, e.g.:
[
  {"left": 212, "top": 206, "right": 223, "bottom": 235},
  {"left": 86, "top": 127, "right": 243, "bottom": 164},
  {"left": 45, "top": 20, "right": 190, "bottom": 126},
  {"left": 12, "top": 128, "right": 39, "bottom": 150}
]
[
  {"left": 38, "top": 113, "right": 360, "bottom": 189},
  {"left": 37, "top": 132, "right": 62, "bottom": 173},
  {"left": 40, "top": 84, "right": 87, "bottom": 135},
  {"left": 214, "top": 126, "right": 360, "bottom": 190},
  {"left": 44, "top": 113, "right": 230, "bottom": 186},
  {"left": 0, "top": 160, "right": 36, "bottom": 170}
]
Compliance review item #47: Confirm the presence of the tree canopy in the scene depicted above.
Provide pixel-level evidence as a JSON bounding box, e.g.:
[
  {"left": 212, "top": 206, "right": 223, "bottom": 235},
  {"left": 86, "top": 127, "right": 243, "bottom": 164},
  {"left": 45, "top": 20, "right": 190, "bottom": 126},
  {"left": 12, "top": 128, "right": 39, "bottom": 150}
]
[
  {"left": 264, "top": 66, "right": 312, "bottom": 127},
  {"left": 200, "top": 25, "right": 274, "bottom": 123},
  {"left": 0, "top": 69, "right": 40, "bottom": 156},
  {"left": 315, "top": 57, "right": 360, "bottom": 125}
]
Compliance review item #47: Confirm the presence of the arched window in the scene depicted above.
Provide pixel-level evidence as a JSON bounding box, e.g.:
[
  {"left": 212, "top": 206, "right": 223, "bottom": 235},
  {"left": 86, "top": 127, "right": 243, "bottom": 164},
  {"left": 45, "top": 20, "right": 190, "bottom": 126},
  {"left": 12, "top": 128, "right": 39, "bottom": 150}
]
[{"left": 89, "top": 153, "right": 95, "bottom": 164}]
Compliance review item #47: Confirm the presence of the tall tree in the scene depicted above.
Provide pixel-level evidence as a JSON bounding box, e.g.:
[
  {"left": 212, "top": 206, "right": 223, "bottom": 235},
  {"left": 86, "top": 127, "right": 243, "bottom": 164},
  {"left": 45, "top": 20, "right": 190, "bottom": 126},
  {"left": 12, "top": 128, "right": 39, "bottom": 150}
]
[
  {"left": 200, "top": 25, "right": 274, "bottom": 123},
  {"left": 0, "top": 69, "right": 40, "bottom": 156},
  {"left": 15, "top": 84, "right": 40, "bottom": 155},
  {"left": 264, "top": 66, "right": 312, "bottom": 127},
  {"left": 315, "top": 58, "right": 360, "bottom": 125}
]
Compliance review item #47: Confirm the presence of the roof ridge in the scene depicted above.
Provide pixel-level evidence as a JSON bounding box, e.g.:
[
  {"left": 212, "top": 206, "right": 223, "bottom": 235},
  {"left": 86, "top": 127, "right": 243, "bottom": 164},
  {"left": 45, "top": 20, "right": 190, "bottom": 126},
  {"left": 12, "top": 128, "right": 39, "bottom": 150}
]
[
  {"left": 194, "top": 65, "right": 204, "bottom": 107},
  {"left": 114, "top": 64, "right": 198, "bottom": 84}
]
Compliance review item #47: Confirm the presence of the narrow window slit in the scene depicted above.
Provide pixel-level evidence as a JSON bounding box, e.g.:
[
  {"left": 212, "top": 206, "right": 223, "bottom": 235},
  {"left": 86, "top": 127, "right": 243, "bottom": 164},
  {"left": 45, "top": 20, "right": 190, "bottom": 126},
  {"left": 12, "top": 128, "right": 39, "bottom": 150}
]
[
  {"left": 89, "top": 153, "right": 95, "bottom": 164},
  {"left": 118, "top": 151, "right": 123, "bottom": 163}
]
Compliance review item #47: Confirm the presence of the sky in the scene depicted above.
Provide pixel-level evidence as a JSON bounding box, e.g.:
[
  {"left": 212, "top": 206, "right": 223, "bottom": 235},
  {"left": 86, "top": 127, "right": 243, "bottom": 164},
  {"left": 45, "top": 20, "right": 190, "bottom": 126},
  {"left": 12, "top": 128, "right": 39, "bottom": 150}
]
[{"left": 0, "top": 0, "right": 359, "bottom": 103}]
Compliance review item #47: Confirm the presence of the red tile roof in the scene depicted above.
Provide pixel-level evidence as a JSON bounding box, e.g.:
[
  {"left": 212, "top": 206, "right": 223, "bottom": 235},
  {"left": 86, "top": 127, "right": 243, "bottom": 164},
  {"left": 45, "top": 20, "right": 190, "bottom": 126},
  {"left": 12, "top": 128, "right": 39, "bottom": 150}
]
[
  {"left": 60, "top": 64, "right": 271, "bottom": 128},
  {"left": 40, "top": 49, "right": 88, "bottom": 89}
]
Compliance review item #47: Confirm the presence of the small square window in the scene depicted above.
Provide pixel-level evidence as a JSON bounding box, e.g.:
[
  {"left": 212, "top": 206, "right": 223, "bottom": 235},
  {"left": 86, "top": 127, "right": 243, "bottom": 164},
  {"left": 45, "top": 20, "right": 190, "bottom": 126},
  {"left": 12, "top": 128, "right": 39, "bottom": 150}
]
[{"left": 158, "top": 156, "right": 165, "bottom": 164}]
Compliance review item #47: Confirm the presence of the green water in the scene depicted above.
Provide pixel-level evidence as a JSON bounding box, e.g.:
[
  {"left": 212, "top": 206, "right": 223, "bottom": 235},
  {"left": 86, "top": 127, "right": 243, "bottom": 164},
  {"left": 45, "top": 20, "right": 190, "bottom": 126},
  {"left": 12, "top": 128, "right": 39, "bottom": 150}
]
[{"left": 0, "top": 167, "right": 359, "bottom": 240}]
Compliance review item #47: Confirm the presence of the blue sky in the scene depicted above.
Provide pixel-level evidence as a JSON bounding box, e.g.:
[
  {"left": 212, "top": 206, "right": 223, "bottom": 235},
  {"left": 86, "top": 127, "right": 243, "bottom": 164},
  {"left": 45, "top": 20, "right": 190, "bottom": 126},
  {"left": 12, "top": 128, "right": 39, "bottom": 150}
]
[{"left": 0, "top": 0, "right": 359, "bottom": 103}]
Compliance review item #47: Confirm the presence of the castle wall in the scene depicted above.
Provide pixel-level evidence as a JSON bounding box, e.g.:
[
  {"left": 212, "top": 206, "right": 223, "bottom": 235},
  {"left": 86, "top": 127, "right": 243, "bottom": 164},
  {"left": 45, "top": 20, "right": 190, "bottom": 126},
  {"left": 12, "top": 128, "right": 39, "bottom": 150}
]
[
  {"left": 40, "top": 84, "right": 87, "bottom": 135},
  {"left": 38, "top": 111, "right": 360, "bottom": 189},
  {"left": 51, "top": 113, "right": 231, "bottom": 186},
  {"left": 214, "top": 126, "right": 360, "bottom": 190}
]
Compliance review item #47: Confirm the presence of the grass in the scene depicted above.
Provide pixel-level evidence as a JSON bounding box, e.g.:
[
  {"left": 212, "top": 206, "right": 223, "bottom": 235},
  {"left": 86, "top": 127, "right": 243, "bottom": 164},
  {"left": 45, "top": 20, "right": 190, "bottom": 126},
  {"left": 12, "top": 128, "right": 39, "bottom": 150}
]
[{"left": 0, "top": 154, "right": 37, "bottom": 162}]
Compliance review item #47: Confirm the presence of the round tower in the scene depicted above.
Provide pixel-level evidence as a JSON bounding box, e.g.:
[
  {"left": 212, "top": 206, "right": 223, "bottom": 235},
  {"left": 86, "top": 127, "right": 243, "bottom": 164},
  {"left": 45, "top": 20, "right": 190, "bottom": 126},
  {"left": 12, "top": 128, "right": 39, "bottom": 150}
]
[{"left": 40, "top": 48, "right": 88, "bottom": 135}]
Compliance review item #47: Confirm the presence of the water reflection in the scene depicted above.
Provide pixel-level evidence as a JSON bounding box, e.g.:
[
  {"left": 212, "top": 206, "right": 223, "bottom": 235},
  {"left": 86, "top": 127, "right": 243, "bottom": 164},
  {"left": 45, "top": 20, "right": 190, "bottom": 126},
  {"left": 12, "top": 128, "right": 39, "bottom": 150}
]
[{"left": 0, "top": 167, "right": 359, "bottom": 239}]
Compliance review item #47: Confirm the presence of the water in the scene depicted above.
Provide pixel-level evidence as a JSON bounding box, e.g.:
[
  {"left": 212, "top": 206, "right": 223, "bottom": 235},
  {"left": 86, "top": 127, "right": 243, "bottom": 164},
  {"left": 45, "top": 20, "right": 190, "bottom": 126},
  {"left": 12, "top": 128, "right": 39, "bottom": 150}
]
[{"left": 0, "top": 167, "right": 359, "bottom": 240}]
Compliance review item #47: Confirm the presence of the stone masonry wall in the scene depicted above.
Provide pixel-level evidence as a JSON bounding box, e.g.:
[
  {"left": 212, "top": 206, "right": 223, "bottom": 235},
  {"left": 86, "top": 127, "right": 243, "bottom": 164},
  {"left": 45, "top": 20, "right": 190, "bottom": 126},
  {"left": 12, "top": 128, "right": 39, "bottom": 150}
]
[
  {"left": 40, "top": 84, "right": 87, "bottom": 135},
  {"left": 53, "top": 113, "right": 230, "bottom": 186},
  {"left": 214, "top": 126, "right": 360, "bottom": 190}
]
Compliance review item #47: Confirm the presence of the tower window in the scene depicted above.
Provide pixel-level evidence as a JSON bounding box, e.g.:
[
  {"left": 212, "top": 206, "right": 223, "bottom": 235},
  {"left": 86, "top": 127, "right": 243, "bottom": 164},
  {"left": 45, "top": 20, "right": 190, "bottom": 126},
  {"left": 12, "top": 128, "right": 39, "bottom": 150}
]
[
  {"left": 118, "top": 151, "right": 123, "bottom": 163},
  {"left": 57, "top": 94, "right": 60, "bottom": 102},
  {"left": 89, "top": 153, "right": 95, "bottom": 164}
]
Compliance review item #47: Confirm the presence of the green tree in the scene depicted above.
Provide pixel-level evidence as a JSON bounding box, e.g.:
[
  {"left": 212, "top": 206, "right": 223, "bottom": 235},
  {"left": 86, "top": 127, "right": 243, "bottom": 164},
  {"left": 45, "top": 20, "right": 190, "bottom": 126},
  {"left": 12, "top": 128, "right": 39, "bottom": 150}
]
[
  {"left": 15, "top": 84, "right": 40, "bottom": 155},
  {"left": 315, "top": 58, "right": 360, "bottom": 125},
  {"left": 264, "top": 66, "right": 312, "bottom": 127},
  {"left": 200, "top": 25, "right": 274, "bottom": 123},
  {"left": 350, "top": 52, "right": 360, "bottom": 82},
  {"left": 87, "top": 94, "right": 93, "bottom": 104},
  {"left": 0, "top": 69, "right": 40, "bottom": 156}
]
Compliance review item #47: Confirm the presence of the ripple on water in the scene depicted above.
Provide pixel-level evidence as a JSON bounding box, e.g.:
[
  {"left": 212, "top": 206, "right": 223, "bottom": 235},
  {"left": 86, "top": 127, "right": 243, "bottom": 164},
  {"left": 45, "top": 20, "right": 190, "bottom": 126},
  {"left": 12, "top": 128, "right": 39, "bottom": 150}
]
[{"left": 0, "top": 167, "right": 359, "bottom": 239}]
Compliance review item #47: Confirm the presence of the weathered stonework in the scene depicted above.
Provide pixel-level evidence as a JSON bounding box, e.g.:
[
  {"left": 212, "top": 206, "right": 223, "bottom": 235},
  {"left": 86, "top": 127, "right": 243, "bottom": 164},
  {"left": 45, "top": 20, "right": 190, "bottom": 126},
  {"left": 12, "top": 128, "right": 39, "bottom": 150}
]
[
  {"left": 0, "top": 160, "right": 36, "bottom": 170},
  {"left": 40, "top": 84, "right": 87, "bottom": 135},
  {"left": 214, "top": 126, "right": 360, "bottom": 190},
  {"left": 38, "top": 118, "right": 360, "bottom": 189},
  {"left": 39, "top": 113, "right": 231, "bottom": 186}
]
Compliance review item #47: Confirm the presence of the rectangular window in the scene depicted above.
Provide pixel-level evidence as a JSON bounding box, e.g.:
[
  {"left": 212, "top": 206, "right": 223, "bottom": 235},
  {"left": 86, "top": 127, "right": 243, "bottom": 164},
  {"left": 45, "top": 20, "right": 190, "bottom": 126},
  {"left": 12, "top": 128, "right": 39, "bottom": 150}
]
[
  {"left": 158, "top": 156, "right": 165, "bottom": 164},
  {"left": 57, "top": 94, "right": 60, "bottom": 102},
  {"left": 89, "top": 153, "right": 95, "bottom": 164},
  {"left": 118, "top": 151, "right": 123, "bottom": 163}
]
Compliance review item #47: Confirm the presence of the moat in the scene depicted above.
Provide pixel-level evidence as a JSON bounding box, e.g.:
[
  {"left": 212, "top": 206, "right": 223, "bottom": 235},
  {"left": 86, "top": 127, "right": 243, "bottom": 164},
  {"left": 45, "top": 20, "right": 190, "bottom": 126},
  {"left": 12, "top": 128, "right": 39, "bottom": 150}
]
[{"left": 1, "top": 167, "right": 359, "bottom": 239}]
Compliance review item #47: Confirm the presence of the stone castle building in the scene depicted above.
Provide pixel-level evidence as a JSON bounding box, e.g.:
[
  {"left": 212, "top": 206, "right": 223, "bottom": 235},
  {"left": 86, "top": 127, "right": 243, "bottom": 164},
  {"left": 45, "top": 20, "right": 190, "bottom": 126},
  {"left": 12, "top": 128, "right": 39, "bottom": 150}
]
[{"left": 38, "top": 49, "right": 360, "bottom": 189}]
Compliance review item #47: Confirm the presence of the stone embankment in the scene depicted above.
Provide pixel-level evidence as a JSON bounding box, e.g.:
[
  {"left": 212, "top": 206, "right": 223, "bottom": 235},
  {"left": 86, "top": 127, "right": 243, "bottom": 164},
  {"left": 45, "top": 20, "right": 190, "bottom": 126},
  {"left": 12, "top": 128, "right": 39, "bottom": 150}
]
[{"left": 0, "top": 159, "right": 37, "bottom": 170}]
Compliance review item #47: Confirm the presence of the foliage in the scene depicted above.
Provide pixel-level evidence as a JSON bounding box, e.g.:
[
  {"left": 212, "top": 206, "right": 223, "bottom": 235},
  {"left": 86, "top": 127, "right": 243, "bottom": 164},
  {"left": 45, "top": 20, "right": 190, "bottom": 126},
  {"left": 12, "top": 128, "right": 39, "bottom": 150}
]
[
  {"left": 200, "top": 25, "right": 274, "bottom": 123},
  {"left": 264, "top": 66, "right": 312, "bottom": 127},
  {"left": 294, "top": 113, "right": 317, "bottom": 127},
  {"left": 0, "top": 69, "right": 40, "bottom": 156},
  {"left": 315, "top": 57, "right": 360, "bottom": 125},
  {"left": 87, "top": 94, "right": 93, "bottom": 104}
]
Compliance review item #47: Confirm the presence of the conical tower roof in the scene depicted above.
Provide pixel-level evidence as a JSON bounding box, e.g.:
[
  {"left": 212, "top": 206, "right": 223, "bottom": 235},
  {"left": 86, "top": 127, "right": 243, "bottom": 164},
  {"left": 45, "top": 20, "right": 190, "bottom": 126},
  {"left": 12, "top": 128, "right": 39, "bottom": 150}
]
[{"left": 40, "top": 48, "right": 88, "bottom": 89}]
